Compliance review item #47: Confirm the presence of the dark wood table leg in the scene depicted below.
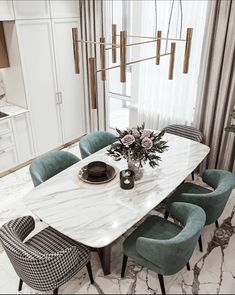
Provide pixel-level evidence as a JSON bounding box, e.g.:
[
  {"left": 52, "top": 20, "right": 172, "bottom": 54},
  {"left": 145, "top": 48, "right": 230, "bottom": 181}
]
[{"left": 97, "top": 245, "right": 111, "bottom": 275}]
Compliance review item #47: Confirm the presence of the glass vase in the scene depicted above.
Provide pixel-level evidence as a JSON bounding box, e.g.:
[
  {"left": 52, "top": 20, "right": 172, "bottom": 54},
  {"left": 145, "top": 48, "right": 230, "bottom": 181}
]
[{"left": 127, "top": 159, "right": 144, "bottom": 180}]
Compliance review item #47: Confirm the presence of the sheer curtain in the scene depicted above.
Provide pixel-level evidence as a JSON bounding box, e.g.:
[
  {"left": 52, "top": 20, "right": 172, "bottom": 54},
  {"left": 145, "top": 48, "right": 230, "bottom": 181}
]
[{"left": 132, "top": 1, "right": 208, "bottom": 130}]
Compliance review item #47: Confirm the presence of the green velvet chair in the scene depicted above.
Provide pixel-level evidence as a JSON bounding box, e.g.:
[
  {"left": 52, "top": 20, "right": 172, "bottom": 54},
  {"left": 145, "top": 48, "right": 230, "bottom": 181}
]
[
  {"left": 121, "top": 202, "right": 206, "bottom": 295},
  {"left": 165, "top": 169, "right": 235, "bottom": 252},
  {"left": 79, "top": 131, "right": 116, "bottom": 159},
  {"left": 30, "top": 151, "right": 80, "bottom": 187}
]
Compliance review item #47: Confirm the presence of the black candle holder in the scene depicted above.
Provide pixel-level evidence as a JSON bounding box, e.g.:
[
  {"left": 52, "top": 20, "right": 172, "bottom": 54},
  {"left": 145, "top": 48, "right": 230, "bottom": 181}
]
[{"left": 120, "top": 169, "right": 135, "bottom": 190}]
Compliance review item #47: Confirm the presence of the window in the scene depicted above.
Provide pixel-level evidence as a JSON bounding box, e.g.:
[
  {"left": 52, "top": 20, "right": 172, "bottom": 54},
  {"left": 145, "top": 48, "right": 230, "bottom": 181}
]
[{"left": 105, "top": 0, "right": 208, "bottom": 130}]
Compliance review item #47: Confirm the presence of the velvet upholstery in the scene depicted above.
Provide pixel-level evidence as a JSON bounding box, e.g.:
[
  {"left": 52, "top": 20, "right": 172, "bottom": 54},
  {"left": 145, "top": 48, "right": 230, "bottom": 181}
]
[
  {"left": 30, "top": 151, "right": 80, "bottom": 187},
  {"left": 166, "top": 169, "right": 235, "bottom": 225},
  {"left": 123, "top": 202, "right": 206, "bottom": 276},
  {"left": 79, "top": 131, "right": 116, "bottom": 159}
]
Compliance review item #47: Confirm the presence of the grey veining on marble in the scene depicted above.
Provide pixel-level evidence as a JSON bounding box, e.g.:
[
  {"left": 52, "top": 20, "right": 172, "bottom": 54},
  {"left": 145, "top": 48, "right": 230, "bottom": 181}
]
[{"left": 23, "top": 133, "right": 210, "bottom": 248}]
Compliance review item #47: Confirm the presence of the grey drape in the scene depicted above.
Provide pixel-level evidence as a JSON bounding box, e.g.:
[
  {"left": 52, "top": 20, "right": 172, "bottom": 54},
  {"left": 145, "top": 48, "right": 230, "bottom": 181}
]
[
  {"left": 194, "top": 0, "right": 235, "bottom": 173},
  {"left": 79, "top": 0, "right": 106, "bottom": 132}
]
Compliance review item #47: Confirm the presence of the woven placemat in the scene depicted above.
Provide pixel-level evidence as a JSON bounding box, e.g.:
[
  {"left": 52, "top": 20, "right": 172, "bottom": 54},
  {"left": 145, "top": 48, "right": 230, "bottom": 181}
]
[{"left": 73, "top": 165, "right": 120, "bottom": 189}]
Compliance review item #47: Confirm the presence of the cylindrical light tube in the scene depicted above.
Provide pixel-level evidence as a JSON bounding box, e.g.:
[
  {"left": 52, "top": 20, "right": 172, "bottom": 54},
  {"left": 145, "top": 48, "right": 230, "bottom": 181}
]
[
  {"left": 168, "top": 42, "right": 176, "bottom": 80},
  {"left": 72, "top": 28, "right": 80, "bottom": 74},
  {"left": 112, "top": 24, "right": 117, "bottom": 63},
  {"left": 183, "top": 28, "right": 193, "bottom": 73},
  {"left": 89, "top": 57, "right": 97, "bottom": 109},
  {"left": 120, "top": 30, "right": 127, "bottom": 83},
  {"left": 100, "top": 37, "right": 106, "bottom": 81},
  {"left": 156, "top": 30, "right": 162, "bottom": 65}
]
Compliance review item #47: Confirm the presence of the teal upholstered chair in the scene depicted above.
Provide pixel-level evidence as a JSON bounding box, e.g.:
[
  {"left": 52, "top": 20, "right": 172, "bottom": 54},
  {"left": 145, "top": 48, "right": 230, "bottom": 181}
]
[
  {"left": 165, "top": 169, "right": 235, "bottom": 252},
  {"left": 121, "top": 202, "right": 206, "bottom": 295},
  {"left": 30, "top": 151, "right": 80, "bottom": 187},
  {"left": 79, "top": 131, "right": 116, "bottom": 159}
]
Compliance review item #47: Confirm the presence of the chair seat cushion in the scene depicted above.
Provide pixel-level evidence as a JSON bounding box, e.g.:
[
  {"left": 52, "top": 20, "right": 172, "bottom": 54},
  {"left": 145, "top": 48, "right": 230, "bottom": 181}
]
[
  {"left": 166, "top": 182, "right": 212, "bottom": 211},
  {"left": 26, "top": 226, "right": 89, "bottom": 263},
  {"left": 123, "top": 215, "right": 182, "bottom": 273}
]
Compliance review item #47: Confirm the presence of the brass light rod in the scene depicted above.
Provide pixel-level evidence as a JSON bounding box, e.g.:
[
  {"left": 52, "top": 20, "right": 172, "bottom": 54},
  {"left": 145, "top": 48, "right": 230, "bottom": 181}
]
[
  {"left": 77, "top": 39, "right": 120, "bottom": 47},
  {"left": 96, "top": 53, "right": 171, "bottom": 73},
  {"left": 116, "top": 34, "right": 186, "bottom": 42}
]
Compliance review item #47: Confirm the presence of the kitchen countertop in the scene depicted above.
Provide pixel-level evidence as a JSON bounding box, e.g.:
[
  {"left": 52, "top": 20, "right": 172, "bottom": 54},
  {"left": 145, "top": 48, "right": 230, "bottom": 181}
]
[{"left": 0, "top": 102, "right": 28, "bottom": 121}]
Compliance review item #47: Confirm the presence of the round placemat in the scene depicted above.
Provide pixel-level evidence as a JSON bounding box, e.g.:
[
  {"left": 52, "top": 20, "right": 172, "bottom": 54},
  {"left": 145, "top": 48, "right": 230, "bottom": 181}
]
[{"left": 73, "top": 165, "right": 120, "bottom": 189}]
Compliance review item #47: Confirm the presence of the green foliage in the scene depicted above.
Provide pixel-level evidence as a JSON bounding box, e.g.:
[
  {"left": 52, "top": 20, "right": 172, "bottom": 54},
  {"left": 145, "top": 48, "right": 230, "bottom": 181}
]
[
  {"left": 107, "top": 123, "right": 168, "bottom": 168},
  {"left": 225, "top": 110, "right": 235, "bottom": 134}
]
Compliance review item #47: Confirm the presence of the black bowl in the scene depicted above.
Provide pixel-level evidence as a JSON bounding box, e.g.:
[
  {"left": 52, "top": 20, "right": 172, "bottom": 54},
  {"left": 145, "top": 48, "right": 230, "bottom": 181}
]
[{"left": 87, "top": 161, "right": 107, "bottom": 178}]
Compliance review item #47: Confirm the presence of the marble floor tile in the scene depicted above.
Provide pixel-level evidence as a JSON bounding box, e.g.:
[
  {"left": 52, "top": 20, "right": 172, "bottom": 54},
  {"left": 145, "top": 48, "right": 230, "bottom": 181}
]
[{"left": 0, "top": 143, "right": 235, "bottom": 294}]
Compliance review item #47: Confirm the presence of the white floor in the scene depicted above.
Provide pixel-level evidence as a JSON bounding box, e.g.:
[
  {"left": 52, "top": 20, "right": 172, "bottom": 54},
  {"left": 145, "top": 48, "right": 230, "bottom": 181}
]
[{"left": 0, "top": 142, "right": 235, "bottom": 294}]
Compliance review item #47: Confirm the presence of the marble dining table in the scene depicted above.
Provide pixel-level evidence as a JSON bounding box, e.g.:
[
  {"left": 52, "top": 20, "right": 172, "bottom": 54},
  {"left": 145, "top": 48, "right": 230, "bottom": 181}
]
[{"left": 24, "top": 133, "right": 210, "bottom": 275}]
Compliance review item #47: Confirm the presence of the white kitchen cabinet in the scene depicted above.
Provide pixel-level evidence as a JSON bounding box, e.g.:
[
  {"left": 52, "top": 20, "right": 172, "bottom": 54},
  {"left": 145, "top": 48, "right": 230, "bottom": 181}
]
[
  {"left": 12, "top": 113, "right": 35, "bottom": 163},
  {"left": 0, "top": 1, "right": 14, "bottom": 21},
  {"left": 16, "top": 20, "right": 62, "bottom": 155},
  {"left": 0, "top": 147, "right": 18, "bottom": 173},
  {"left": 13, "top": 0, "right": 50, "bottom": 20},
  {"left": 50, "top": 1, "right": 79, "bottom": 18},
  {"left": 0, "top": 118, "right": 12, "bottom": 135},
  {"left": 52, "top": 18, "right": 85, "bottom": 143}
]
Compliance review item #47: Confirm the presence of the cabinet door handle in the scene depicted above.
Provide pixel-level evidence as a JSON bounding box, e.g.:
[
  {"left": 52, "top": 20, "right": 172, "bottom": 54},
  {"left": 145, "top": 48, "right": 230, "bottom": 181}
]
[{"left": 58, "top": 92, "right": 63, "bottom": 104}]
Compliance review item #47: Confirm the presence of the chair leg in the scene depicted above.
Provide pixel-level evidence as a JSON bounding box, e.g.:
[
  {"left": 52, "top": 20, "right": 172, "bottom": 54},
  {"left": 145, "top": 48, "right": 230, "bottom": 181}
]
[
  {"left": 215, "top": 220, "right": 219, "bottom": 229},
  {"left": 198, "top": 235, "right": 203, "bottom": 252},
  {"left": 191, "top": 171, "right": 195, "bottom": 181},
  {"left": 86, "top": 261, "right": 94, "bottom": 284},
  {"left": 53, "top": 288, "right": 59, "bottom": 295},
  {"left": 186, "top": 262, "right": 190, "bottom": 271},
  {"left": 158, "top": 274, "right": 166, "bottom": 295},
  {"left": 18, "top": 279, "right": 23, "bottom": 292},
  {"left": 121, "top": 255, "right": 128, "bottom": 278},
  {"left": 164, "top": 211, "right": 169, "bottom": 220}
]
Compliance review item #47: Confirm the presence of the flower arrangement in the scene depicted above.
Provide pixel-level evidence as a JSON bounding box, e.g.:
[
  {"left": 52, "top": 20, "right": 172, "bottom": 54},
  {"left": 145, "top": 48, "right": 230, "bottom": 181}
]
[
  {"left": 107, "top": 123, "right": 168, "bottom": 170},
  {"left": 225, "top": 109, "right": 235, "bottom": 133}
]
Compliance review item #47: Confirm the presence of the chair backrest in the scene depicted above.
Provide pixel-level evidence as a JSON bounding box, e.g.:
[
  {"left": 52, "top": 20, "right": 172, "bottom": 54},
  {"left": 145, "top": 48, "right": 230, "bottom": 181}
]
[
  {"left": 29, "top": 151, "right": 80, "bottom": 187},
  {"left": 136, "top": 202, "right": 206, "bottom": 276},
  {"left": 163, "top": 124, "right": 203, "bottom": 142},
  {"left": 79, "top": 131, "right": 117, "bottom": 159},
  {"left": 200, "top": 169, "right": 235, "bottom": 224},
  {"left": 0, "top": 216, "right": 43, "bottom": 286}
]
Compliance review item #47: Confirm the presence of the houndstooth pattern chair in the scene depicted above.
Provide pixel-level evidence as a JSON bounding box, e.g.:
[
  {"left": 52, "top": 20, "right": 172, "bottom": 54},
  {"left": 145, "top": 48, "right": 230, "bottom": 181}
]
[
  {"left": 163, "top": 124, "right": 204, "bottom": 180},
  {"left": 0, "top": 216, "right": 94, "bottom": 294}
]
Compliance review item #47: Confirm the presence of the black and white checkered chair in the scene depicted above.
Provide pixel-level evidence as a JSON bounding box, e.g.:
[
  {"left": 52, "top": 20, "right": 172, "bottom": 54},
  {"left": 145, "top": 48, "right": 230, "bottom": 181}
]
[
  {"left": 0, "top": 216, "right": 94, "bottom": 294},
  {"left": 163, "top": 124, "right": 204, "bottom": 180}
]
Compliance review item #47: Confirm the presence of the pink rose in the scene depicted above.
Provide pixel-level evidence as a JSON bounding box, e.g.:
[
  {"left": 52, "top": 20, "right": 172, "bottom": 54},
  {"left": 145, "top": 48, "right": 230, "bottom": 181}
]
[
  {"left": 140, "top": 129, "right": 152, "bottom": 139},
  {"left": 132, "top": 128, "right": 140, "bottom": 138},
  {"left": 142, "top": 137, "right": 153, "bottom": 150},
  {"left": 122, "top": 134, "right": 135, "bottom": 146}
]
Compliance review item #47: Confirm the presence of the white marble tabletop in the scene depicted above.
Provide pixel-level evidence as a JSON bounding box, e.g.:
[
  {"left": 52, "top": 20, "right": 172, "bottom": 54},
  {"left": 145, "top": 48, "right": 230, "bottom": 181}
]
[
  {"left": 0, "top": 101, "right": 28, "bottom": 121},
  {"left": 24, "top": 133, "right": 210, "bottom": 248}
]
